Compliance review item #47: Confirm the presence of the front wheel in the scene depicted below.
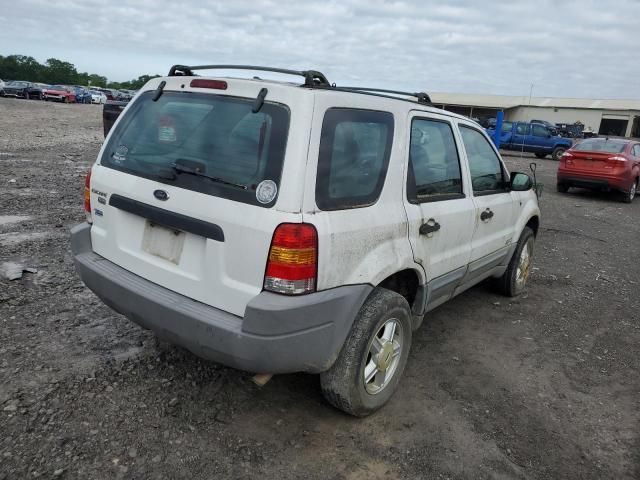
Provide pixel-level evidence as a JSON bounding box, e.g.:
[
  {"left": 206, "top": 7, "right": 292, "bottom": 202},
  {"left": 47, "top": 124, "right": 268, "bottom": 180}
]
[
  {"left": 552, "top": 147, "right": 567, "bottom": 161},
  {"left": 320, "top": 288, "right": 412, "bottom": 417},
  {"left": 496, "top": 227, "right": 535, "bottom": 297}
]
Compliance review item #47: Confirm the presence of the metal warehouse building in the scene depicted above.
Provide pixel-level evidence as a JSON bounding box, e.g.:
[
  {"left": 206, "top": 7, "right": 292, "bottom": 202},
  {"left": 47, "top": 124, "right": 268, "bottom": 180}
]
[{"left": 430, "top": 93, "right": 640, "bottom": 138}]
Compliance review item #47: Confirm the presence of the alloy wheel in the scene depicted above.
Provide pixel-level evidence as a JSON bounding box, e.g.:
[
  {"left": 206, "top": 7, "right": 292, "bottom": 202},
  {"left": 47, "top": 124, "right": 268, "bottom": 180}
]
[{"left": 363, "top": 318, "right": 403, "bottom": 395}]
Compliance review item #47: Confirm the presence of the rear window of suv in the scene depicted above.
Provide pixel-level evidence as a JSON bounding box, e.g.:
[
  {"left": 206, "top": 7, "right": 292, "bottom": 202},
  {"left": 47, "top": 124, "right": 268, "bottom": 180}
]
[
  {"left": 101, "top": 90, "right": 290, "bottom": 207},
  {"left": 316, "top": 108, "right": 394, "bottom": 210}
]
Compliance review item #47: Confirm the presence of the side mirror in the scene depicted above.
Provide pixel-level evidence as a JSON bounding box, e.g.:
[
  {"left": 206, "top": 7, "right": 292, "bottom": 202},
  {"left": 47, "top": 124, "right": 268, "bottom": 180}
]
[{"left": 510, "top": 172, "right": 533, "bottom": 191}]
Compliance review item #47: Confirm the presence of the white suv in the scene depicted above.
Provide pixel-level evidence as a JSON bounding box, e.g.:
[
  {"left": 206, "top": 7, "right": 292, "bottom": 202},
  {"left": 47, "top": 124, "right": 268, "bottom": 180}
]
[{"left": 71, "top": 65, "right": 540, "bottom": 416}]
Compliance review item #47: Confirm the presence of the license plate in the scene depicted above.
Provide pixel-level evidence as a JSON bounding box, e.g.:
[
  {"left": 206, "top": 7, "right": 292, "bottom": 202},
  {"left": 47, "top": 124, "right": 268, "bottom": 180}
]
[{"left": 142, "top": 221, "right": 185, "bottom": 264}]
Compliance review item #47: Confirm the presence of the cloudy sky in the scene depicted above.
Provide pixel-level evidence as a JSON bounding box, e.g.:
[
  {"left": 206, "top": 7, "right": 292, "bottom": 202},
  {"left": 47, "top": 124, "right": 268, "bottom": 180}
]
[{"left": 1, "top": 0, "right": 639, "bottom": 98}]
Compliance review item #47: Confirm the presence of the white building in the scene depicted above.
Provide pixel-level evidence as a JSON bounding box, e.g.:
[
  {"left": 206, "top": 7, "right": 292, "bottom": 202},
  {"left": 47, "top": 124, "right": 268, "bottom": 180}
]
[{"left": 430, "top": 93, "right": 640, "bottom": 138}]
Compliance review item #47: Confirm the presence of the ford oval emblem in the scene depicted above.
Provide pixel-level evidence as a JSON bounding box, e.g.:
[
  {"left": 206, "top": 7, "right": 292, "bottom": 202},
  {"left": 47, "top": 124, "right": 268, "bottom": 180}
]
[{"left": 154, "top": 189, "right": 169, "bottom": 201}]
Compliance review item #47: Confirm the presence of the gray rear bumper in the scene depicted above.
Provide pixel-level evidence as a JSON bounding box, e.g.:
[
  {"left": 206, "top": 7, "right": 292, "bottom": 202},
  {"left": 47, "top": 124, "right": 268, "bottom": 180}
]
[{"left": 70, "top": 223, "right": 371, "bottom": 374}]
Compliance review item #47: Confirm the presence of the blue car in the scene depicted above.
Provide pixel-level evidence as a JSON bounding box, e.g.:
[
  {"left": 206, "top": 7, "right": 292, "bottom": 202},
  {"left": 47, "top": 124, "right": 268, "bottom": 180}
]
[{"left": 73, "top": 86, "right": 92, "bottom": 104}]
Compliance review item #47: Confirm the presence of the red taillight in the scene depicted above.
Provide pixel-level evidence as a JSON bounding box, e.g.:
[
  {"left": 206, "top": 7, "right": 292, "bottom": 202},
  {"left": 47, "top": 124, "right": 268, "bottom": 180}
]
[
  {"left": 190, "top": 79, "right": 228, "bottom": 90},
  {"left": 84, "top": 169, "right": 92, "bottom": 223},
  {"left": 264, "top": 223, "right": 318, "bottom": 295},
  {"left": 607, "top": 155, "right": 627, "bottom": 163}
]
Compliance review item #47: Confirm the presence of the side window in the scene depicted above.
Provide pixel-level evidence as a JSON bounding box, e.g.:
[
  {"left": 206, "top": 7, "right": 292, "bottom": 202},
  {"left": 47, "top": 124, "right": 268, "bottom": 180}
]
[
  {"left": 459, "top": 126, "right": 507, "bottom": 194},
  {"left": 633, "top": 145, "right": 640, "bottom": 157},
  {"left": 407, "top": 118, "right": 463, "bottom": 202},
  {"left": 316, "top": 108, "right": 394, "bottom": 210},
  {"left": 516, "top": 123, "right": 529, "bottom": 135},
  {"left": 501, "top": 121, "right": 513, "bottom": 133},
  {"left": 532, "top": 124, "right": 548, "bottom": 137}
]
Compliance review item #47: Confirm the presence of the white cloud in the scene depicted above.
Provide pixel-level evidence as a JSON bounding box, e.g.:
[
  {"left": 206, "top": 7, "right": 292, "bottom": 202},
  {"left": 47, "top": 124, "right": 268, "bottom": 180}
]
[{"left": 1, "top": 0, "right": 639, "bottom": 98}]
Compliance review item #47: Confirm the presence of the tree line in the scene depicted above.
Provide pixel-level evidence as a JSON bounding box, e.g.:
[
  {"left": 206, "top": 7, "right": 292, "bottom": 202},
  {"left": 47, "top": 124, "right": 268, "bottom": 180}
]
[{"left": 0, "top": 54, "right": 159, "bottom": 90}]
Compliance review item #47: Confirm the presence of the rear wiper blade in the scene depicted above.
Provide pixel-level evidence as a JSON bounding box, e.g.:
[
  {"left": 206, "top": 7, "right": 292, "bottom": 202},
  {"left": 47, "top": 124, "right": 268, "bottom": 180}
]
[{"left": 171, "top": 162, "right": 247, "bottom": 190}]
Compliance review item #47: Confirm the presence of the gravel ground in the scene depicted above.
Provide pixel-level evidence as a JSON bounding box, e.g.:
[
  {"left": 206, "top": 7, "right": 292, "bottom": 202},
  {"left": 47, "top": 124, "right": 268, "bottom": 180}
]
[{"left": 1, "top": 97, "right": 639, "bottom": 480}]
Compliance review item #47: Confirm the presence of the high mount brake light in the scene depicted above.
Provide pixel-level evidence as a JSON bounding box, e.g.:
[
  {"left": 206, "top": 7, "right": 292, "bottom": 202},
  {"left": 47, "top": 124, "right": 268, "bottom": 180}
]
[
  {"left": 264, "top": 223, "right": 318, "bottom": 295},
  {"left": 84, "top": 169, "right": 92, "bottom": 224},
  {"left": 190, "top": 79, "right": 228, "bottom": 90}
]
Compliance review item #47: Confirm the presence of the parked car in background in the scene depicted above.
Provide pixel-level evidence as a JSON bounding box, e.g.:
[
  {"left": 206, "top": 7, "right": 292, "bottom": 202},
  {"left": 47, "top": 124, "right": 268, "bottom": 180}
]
[
  {"left": 3, "top": 81, "right": 43, "bottom": 99},
  {"left": 557, "top": 138, "right": 640, "bottom": 203},
  {"left": 531, "top": 119, "right": 558, "bottom": 135},
  {"left": 0, "top": 78, "right": 5, "bottom": 96},
  {"left": 90, "top": 90, "right": 107, "bottom": 104},
  {"left": 98, "top": 89, "right": 119, "bottom": 100},
  {"left": 73, "top": 86, "right": 92, "bottom": 104},
  {"left": 102, "top": 99, "right": 129, "bottom": 136},
  {"left": 43, "top": 85, "right": 76, "bottom": 103},
  {"left": 487, "top": 121, "right": 573, "bottom": 160}
]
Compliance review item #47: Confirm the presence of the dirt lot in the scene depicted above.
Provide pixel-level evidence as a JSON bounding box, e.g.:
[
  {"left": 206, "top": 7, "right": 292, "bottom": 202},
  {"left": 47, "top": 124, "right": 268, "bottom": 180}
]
[{"left": 1, "top": 97, "right": 639, "bottom": 480}]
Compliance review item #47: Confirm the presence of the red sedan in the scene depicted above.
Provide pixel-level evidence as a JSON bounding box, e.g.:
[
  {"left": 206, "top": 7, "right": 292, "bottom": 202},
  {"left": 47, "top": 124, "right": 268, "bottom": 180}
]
[
  {"left": 42, "top": 85, "right": 76, "bottom": 103},
  {"left": 557, "top": 138, "right": 640, "bottom": 203}
]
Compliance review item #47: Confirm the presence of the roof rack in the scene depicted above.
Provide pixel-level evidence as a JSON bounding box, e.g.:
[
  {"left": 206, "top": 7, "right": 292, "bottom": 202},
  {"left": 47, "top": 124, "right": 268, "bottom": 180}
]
[
  {"left": 335, "top": 86, "right": 432, "bottom": 105},
  {"left": 167, "top": 64, "right": 330, "bottom": 87},
  {"left": 166, "top": 64, "right": 432, "bottom": 108}
]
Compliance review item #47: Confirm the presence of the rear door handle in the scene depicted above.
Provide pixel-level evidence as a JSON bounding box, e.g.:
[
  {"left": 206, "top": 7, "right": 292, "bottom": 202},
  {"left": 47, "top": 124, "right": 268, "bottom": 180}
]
[
  {"left": 420, "top": 219, "right": 441, "bottom": 235},
  {"left": 480, "top": 209, "right": 494, "bottom": 221}
]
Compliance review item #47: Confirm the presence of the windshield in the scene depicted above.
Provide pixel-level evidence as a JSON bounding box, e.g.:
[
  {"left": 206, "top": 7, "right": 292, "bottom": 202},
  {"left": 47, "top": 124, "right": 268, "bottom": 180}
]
[
  {"left": 9, "top": 81, "right": 27, "bottom": 87},
  {"left": 101, "top": 90, "right": 290, "bottom": 207},
  {"left": 574, "top": 139, "right": 626, "bottom": 153},
  {"left": 49, "top": 85, "right": 66, "bottom": 92}
]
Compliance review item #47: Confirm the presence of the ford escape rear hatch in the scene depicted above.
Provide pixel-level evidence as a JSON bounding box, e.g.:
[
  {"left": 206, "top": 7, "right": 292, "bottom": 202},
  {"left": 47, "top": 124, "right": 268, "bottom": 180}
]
[{"left": 89, "top": 88, "right": 292, "bottom": 316}]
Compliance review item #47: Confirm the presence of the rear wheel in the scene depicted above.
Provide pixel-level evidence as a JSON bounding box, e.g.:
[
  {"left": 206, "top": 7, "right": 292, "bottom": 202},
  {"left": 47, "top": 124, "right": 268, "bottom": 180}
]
[
  {"left": 534, "top": 153, "right": 547, "bottom": 159},
  {"left": 24, "top": 92, "right": 29, "bottom": 100},
  {"left": 552, "top": 147, "right": 567, "bottom": 161},
  {"left": 621, "top": 179, "right": 637, "bottom": 204},
  {"left": 496, "top": 227, "right": 535, "bottom": 297},
  {"left": 320, "top": 288, "right": 412, "bottom": 417},
  {"left": 557, "top": 183, "right": 569, "bottom": 193}
]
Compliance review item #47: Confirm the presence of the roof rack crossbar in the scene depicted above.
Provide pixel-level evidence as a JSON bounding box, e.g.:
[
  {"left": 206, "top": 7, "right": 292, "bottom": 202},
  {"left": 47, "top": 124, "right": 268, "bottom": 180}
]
[
  {"left": 337, "top": 86, "right": 432, "bottom": 105},
  {"left": 167, "top": 64, "right": 330, "bottom": 87}
]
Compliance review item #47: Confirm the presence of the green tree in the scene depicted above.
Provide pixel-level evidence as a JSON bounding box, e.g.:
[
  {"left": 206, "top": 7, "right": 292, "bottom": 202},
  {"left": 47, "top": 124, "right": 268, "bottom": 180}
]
[
  {"left": 44, "top": 58, "right": 78, "bottom": 84},
  {"left": 0, "top": 52, "right": 156, "bottom": 90},
  {"left": 0, "top": 54, "right": 43, "bottom": 81}
]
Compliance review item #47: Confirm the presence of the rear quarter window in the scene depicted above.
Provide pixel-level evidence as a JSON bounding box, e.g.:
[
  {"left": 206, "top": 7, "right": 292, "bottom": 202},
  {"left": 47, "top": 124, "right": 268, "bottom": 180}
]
[{"left": 315, "top": 108, "right": 394, "bottom": 210}]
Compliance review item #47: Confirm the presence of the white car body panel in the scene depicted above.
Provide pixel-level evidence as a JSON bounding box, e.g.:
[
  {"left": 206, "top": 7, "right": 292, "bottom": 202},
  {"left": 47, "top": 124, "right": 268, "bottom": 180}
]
[
  {"left": 88, "top": 73, "right": 540, "bottom": 319},
  {"left": 91, "top": 77, "right": 314, "bottom": 316}
]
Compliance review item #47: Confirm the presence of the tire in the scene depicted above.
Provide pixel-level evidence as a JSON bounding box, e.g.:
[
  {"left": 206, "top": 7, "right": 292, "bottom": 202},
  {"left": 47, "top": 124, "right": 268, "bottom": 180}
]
[
  {"left": 621, "top": 178, "right": 637, "bottom": 204},
  {"left": 552, "top": 147, "right": 567, "bottom": 161},
  {"left": 534, "top": 153, "right": 547, "bottom": 159},
  {"left": 24, "top": 92, "right": 29, "bottom": 100},
  {"left": 557, "top": 183, "right": 569, "bottom": 193},
  {"left": 495, "top": 227, "right": 535, "bottom": 297},
  {"left": 320, "top": 288, "right": 412, "bottom": 417}
]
